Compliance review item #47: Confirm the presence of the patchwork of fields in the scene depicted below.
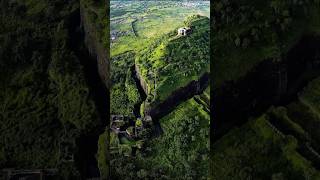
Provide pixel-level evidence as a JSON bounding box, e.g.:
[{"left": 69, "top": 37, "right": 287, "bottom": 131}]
[{"left": 110, "top": 1, "right": 209, "bottom": 56}]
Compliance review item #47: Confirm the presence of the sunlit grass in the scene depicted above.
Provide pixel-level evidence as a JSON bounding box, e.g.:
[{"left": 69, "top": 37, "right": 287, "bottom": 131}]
[{"left": 110, "top": 1, "right": 210, "bottom": 56}]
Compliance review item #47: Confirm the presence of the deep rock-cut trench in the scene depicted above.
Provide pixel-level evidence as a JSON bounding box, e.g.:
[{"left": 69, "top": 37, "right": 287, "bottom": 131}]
[{"left": 67, "top": 8, "right": 108, "bottom": 179}]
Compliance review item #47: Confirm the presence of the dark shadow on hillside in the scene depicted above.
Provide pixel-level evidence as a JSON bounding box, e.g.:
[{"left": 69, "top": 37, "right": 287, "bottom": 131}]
[
  {"left": 66, "top": 8, "right": 109, "bottom": 179},
  {"left": 213, "top": 35, "right": 320, "bottom": 142}
]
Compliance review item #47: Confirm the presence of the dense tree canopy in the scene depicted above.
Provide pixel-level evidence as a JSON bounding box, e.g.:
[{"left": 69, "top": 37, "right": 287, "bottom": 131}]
[{"left": 0, "top": 0, "right": 107, "bottom": 178}]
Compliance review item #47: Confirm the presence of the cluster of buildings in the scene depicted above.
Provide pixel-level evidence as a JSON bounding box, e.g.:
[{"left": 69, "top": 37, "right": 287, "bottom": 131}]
[{"left": 110, "top": 115, "right": 152, "bottom": 140}]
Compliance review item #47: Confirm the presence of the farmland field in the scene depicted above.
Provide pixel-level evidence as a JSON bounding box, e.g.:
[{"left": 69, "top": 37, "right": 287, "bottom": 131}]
[{"left": 110, "top": 1, "right": 209, "bottom": 56}]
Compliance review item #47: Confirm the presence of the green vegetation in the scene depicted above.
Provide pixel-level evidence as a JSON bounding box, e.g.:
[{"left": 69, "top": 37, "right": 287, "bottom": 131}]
[
  {"left": 0, "top": 0, "right": 107, "bottom": 178},
  {"left": 212, "top": 76, "right": 320, "bottom": 179},
  {"left": 212, "top": 116, "right": 320, "bottom": 179},
  {"left": 147, "top": 99, "right": 209, "bottom": 179},
  {"left": 267, "top": 107, "right": 309, "bottom": 141},
  {"left": 212, "top": 0, "right": 320, "bottom": 88},
  {"left": 125, "top": 69, "right": 141, "bottom": 105},
  {"left": 80, "top": 0, "right": 108, "bottom": 48},
  {"left": 111, "top": 99, "right": 209, "bottom": 179},
  {"left": 280, "top": 78, "right": 320, "bottom": 148},
  {"left": 110, "top": 1, "right": 210, "bottom": 116},
  {"left": 97, "top": 130, "right": 109, "bottom": 180},
  {"left": 49, "top": 47, "right": 100, "bottom": 131},
  {"left": 136, "top": 15, "right": 210, "bottom": 103},
  {"left": 211, "top": 0, "right": 320, "bottom": 179},
  {"left": 110, "top": 1, "right": 209, "bottom": 56},
  {"left": 110, "top": 51, "right": 141, "bottom": 116},
  {"left": 111, "top": 83, "right": 132, "bottom": 115},
  {"left": 299, "top": 77, "right": 320, "bottom": 116},
  {"left": 110, "top": 1, "right": 210, "bottom": 179}
]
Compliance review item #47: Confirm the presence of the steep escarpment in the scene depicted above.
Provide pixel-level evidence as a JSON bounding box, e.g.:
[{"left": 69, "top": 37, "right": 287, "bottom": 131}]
[
  {"left": 135, "top": 63, "right": 149, "bottom": 95},
  {"left": 213, "top": 35, "right": 320, "bottom": 140},
  {"left": 135, "top": 15, "right": 210, "bottom": 119},
  {"left": 136, "top": 15, "right": 209, "bottom": 100},
  {"left": 135, "top": 63, "right": 210, "bottom": 120},
  {"left": 144, "top": 72, "right": 209, "bottom": 120},
  {"left": 211, "top": 0, "right": 320, "bottom": 177},
  {"left": 109, "top": 3, "right": 210, "bottom": 179},
  {"left": 80, "top": 0, "right": 109, "bottom": 87},
  {"left": 79, "top": 1, "right": 109, "bottom": 179}
]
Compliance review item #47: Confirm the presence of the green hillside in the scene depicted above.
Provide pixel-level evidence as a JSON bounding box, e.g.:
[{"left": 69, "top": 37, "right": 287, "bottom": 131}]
[
  {"left": 109, "top": 2, "right": 210, "bottom": 178},
  {"left": 212, "top": 0, "right": 320, "bottom": 88},
  {"left": 110, "top": 1, "right": 210, "bottom": 56},
  {"left": 0, "top": 0, "right": 108, "bottom": 179},
  {"left": 212, "top": 116, "right": 320, "bottom": 179},
  {"left": 136, "top": 15, "right": 210, "bottom": 103},
  {"left": 212, "top": 0, "right": 320, "bottom": 179},
  {"left": 111, "top": 98, "right": 209, "bottom": 179}
]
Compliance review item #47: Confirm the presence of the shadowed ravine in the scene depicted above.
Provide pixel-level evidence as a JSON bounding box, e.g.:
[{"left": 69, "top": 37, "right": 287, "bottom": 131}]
[
  {"left": 68, "top": 8, "right": 108, "bottom": 179},
  {"left": 134, "top": 62, "right": 210, "bottom": 136},
  {"left": 213, "top": 35, "right": 320, "bottom": 141},
  {"left": 213, "top": 35, "right": 320, "bottom": 168},
  {"left": 131, "top": 65, "right": 147, "bottom": 118}
]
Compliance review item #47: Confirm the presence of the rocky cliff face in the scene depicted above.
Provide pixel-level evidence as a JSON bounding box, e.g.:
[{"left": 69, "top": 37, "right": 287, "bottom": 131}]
[
  {"left": 135, "top": 63, "right": 149, "bottom": 95},
  {"left": 144, "top": 72, "right": 210, "bottom": 120},
  {"left": 135, "top": 57, "right": 210, "bottom": 120},
  {"left": 213, "top": 35, "right": 320, "bottom": 140},
  {"left": 80, "top": 4, "right": 109, "bottom": 88},
  {"left": 78, "top": 3, "right": 109, "bottom": 179}
]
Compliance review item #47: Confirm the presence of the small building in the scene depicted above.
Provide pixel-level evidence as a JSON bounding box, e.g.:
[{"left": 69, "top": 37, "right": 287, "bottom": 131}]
[{"left": 178, "top": 27, "right": 192, "bottom": 36}]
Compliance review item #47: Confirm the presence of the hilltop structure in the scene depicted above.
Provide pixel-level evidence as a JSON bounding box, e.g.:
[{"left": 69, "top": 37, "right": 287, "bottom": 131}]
[
  {"left": 178, "top": 27, "right": 192, "bottom": 36},
  {"left": 110, "top": 115, "right": 152, "bottom": 140}
]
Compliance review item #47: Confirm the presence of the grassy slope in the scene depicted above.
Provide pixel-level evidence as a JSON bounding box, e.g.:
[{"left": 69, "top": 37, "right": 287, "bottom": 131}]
[
  {"left": 136, "top": 15, "right": 210, "bottom": 103},
  {"left": 110, "top": 1, "right": 209, "bottom": 56}
]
